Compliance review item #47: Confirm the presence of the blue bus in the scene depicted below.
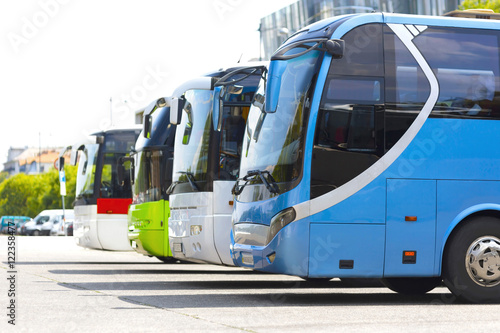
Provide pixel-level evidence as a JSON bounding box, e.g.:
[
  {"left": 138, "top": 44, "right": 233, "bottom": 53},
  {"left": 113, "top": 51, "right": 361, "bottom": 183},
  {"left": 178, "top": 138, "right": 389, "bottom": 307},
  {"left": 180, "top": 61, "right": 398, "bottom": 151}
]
[{"left": 230, "top": 11, "right": 500, "bottom": 303}]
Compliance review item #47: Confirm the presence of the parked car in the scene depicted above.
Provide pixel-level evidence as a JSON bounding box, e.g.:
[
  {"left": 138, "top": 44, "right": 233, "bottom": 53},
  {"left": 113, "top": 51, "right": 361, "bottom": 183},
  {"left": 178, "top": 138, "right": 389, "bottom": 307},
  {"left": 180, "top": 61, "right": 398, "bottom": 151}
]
[
  {"left": 24, "top": 210, "right": 70, "bottom": 236},
  {"left": 65, "top": 220, "right": 73, "bottom": 236},
  {"left": 0, "top": 216, "right": 31, "bottom": 234},
  {"left": 50, "top": 211, "right": 75, "bottom": 236},
  {"left": 40, "top": 210, "right": 74, "bottom": 236},
  {"left": 16, "top": 218, "right": 32, "bottom": 235}
]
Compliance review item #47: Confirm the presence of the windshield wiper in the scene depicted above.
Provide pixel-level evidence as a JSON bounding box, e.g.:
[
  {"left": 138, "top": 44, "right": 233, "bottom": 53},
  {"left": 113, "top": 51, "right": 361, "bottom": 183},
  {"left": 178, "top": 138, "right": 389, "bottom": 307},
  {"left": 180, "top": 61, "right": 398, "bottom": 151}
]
[
  {"left": 166, "top": 171, "right": 200, "bottom": 194},
  {"left": 178, "top": 171, "right": 200, "bottom": 192},
  {"left": 232, "top": 169, "right": 279, "bottom": 196},
  {"left": 166, "top": 181, "right": 178, "bottom": 195}
]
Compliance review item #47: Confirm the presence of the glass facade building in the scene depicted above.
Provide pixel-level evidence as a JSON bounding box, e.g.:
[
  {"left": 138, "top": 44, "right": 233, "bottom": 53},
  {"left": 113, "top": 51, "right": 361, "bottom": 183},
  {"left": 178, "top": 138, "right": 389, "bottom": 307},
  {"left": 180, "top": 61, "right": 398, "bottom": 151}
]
[{"left": 260, "top": 0, "right": 462, "bottom": 59}]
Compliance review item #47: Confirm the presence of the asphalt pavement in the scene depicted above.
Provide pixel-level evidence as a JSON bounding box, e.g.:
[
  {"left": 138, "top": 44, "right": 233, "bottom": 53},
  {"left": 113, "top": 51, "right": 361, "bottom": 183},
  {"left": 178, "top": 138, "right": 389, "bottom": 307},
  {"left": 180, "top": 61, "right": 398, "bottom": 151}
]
[{"left": 1, "top": 236, "right": 499, "bottom": 332}]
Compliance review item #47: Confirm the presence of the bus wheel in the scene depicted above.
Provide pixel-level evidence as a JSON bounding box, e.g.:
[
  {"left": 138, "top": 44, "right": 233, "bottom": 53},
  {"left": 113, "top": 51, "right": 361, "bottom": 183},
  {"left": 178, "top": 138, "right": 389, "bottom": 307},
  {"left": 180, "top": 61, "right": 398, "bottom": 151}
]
[
  {"left": 382, "top": 277, "right": 442, "bottom": 295},
  {"left": 443, "top": 216, "right": 500, "bottom": 303},
  {"left": 33, "top": 230, "right": 40, "bottom": 236}
]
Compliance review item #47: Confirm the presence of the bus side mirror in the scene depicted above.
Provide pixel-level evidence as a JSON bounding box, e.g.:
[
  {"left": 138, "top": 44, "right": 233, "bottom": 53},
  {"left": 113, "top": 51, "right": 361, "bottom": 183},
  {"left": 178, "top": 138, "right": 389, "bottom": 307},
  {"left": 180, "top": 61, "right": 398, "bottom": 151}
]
[
  {"left": 212, "top": 86, "right": 223, "bottom": 131},
  {"left": 252, "top": 93, "right": 265, "bottom": 111},
  {"left": 170, "top": 97, "right": 185, "bottom": 125},
  {"left": 143, "top": 114, "right": 152, "bottom": 138},
  {"left": 326, "top": 39, "right": 344, "bottom": 59},
  {"left": 265, "top": 61, "right": 287, "bottom": 113}
]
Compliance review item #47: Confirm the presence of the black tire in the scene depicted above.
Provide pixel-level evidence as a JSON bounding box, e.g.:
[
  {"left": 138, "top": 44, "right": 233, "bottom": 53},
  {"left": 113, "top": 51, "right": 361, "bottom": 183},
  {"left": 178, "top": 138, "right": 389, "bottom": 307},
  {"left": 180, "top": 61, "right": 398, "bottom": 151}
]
[
  {"left": 382, "top": 277, "right": 442, "bottom": 295},
  {"left": 155, "top": 256, "right": 176, "bottom": 263},
  {"left": 33, "top": 230, "right": 40, "bottom": 236},
  {"left": 442, "top": 216, "right": 500, "bottom": 303}
]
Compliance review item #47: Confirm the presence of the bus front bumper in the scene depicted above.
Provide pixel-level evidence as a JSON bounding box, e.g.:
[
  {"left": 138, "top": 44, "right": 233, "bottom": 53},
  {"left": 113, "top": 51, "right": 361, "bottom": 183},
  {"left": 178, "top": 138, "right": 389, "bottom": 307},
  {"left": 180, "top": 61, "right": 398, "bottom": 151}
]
[{"left": 231, "top": 218, "right": 310, "bottom": 276}]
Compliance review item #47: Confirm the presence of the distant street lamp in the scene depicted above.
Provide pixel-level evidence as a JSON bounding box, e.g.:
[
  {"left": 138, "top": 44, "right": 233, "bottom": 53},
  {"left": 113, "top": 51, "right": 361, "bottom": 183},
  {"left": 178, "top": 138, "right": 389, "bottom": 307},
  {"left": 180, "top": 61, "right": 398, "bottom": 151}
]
[
  {"left": 38, "top": 132, "right": 41, "bottom": 173},
  {"left": 110, "top": 97, "right": 113, "bottom": 127}
]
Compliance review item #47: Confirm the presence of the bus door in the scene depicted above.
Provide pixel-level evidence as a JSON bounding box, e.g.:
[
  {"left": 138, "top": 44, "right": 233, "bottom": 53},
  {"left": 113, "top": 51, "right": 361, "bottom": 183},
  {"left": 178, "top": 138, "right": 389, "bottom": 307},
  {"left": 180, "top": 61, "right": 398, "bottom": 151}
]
[{"left": 214, "top": 104, "right": 248, "bottom": 265}]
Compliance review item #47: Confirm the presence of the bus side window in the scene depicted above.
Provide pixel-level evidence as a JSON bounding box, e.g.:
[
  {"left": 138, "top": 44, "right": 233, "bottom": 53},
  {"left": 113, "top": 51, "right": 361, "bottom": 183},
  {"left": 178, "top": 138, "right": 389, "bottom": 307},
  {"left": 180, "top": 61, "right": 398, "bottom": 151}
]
[{"left": 413, "top": 26, "right": 500, "bottom": 119}]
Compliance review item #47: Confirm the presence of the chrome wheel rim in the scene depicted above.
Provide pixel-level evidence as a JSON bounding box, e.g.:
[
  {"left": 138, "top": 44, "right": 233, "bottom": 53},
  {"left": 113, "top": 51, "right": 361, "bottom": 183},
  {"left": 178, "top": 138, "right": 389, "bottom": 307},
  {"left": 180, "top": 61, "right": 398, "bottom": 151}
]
[{"left": 465, "top": 236, "right": 500, "bottom": 287}]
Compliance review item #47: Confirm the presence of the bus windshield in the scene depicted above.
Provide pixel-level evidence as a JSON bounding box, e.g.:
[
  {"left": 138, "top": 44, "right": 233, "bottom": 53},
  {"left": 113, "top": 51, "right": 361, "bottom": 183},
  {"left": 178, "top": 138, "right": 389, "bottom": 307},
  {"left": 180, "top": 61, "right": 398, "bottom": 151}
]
[
  {"left": 132, "top": 147, "right": 169, "bottom": 204},
  {"left": 101, "top": 131, "right": 139, "bottom": 199},
  {"left": 75, "top": 144, "right": 99, "bottom": 199},
  {"left": 132, "top": 107, "right": 174, "bottom": 204},
  {"left": 170, "top": 89, "right": 213, "bottom": 194},
  {"left": 239, "top": 50, "right": 321, "bottom": 200}
]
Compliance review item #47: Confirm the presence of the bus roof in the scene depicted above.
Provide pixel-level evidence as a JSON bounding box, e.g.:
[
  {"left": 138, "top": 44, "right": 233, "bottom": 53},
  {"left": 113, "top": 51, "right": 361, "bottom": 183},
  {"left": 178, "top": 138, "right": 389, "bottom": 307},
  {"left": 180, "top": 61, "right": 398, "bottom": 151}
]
[
  {"left": 91, "top": 125, "right": 142, "bottom": 137},
  {"left": 291, "top": 11, "right": 500, "bottom": 45}
]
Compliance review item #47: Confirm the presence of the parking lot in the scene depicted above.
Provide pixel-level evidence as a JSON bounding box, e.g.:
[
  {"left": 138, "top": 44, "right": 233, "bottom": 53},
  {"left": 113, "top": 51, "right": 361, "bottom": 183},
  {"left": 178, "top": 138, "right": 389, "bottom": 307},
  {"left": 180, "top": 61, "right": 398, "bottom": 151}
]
[{"left": 1, "top": 235, "right": 500, "bottom": 332}]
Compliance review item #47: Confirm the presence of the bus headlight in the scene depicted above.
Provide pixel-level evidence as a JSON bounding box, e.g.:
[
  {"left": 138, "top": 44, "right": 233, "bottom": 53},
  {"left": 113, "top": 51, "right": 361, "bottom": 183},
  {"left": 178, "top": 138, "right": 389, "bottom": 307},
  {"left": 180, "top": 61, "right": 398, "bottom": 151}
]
[
  {"left": 267, "top": 207, "right": 296, "bottom": 244},
  {"left": 190, "top": 225, "right": 202, "bottom": 236}
]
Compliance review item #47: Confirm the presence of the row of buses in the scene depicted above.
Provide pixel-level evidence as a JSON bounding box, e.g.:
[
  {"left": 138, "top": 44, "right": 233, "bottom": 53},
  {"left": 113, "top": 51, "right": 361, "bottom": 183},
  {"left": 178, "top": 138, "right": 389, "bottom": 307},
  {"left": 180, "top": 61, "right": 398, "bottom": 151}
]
[{"left": 64, "top": 11, "right": 500, "bottom": 303}]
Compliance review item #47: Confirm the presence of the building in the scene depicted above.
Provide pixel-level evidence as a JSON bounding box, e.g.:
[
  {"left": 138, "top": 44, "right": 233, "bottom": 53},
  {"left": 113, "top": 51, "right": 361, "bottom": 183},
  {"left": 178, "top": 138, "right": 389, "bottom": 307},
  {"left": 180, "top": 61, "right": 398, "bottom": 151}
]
[
  {"left": 260, "top": 0, "right": 462, "bottom": 59},
  {"left": 2, "top": 147, "right": 61, "bottom": 176},
  {"left": 135, "top": 106, "right": 146, "bottom": 125}
]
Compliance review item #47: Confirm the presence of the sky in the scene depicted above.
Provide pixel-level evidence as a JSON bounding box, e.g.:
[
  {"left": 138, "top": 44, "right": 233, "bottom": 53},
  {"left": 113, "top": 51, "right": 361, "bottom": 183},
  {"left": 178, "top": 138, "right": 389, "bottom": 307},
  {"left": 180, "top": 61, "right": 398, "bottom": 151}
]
[{"left": 0, "top": 0, "right": 296, "bottom": 167}]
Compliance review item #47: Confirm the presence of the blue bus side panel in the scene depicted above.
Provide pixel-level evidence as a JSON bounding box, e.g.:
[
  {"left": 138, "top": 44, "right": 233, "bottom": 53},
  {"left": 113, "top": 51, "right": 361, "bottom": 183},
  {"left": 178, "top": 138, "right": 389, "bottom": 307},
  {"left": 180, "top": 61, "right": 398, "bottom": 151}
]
[
  {"left": 435, "top": 180, "right": 500, "bottom": 273},
  {"left": 385, "top": 119, "right": 500, "bottom": 181},
  {"left": 266, "top": 218, "right": 311, "bottom": 276},
  {"left": 310, "top": 176, "right": 387, "bottom": 224},
  {"left": 385, "top": 179, "right": 436, "bottom": 276},
  {"left": 309, "top": 223, "right": 385, "bottom": 278}
]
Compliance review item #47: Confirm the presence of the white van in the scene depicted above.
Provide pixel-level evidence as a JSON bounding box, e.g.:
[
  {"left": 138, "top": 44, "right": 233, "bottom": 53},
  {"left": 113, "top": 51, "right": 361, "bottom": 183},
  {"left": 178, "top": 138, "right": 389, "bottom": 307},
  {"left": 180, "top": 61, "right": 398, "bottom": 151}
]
[{"left": 24, "top": 210, "right": 73, "bottom": 236}]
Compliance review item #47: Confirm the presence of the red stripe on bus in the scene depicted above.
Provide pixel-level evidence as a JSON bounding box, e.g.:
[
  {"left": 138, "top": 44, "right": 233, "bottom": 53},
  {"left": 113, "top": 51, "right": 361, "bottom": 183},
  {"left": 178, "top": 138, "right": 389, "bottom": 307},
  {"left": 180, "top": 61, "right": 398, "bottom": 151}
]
[{"left": 96, "top": 198, "right": 132, "bottom": 215}]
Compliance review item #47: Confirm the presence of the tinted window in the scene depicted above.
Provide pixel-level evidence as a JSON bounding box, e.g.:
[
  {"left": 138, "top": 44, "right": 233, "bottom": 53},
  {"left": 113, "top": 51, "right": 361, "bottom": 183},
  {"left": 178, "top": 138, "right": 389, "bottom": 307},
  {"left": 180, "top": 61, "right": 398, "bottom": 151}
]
[
  {"left": 384, "top": 25, "right": 430, "bottom": 150},
  {"left": 323, "top": 77, "right": 383, "bottom": 104},
  {"left": 331, "top": 23, "right": 384, "bottom": 76},
  {"left": 219, "top": 105, "right": 248, "bottom": 180},
  {"left": 311, "top": 24, "right": 384, "bottom": 199},
  {"left": 99, "top": 130, "right": 140, "bottom": 199},
  {"left": 414, "top": 27, "right": 500, "bottom": 118}
]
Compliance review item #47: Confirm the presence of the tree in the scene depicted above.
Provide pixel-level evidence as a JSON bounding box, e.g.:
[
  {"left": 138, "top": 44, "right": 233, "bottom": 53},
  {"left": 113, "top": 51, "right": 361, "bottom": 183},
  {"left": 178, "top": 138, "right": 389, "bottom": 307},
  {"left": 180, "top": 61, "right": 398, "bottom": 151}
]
[
  {"left": 0, "top": 173, "right": 34, "bottom": 216},
  {"left": 459, "top": 0, "right": 500, "bottom": 12},
  {"left": 0, "top": 165, "right": 78, "bottom": 217},
  {"left": 0, "top": 172, "right": 8, "bottom": 185}
]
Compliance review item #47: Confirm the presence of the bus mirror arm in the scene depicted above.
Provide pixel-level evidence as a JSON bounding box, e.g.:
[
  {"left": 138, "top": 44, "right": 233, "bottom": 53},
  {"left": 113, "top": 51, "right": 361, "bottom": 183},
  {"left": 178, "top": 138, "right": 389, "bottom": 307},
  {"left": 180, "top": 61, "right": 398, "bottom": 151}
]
[
  {"left": 143, "top": 97, "right": 169, "bottom": 138},
  {"left": 143, "top": 114, "right": 152, "bottom": 138}
]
